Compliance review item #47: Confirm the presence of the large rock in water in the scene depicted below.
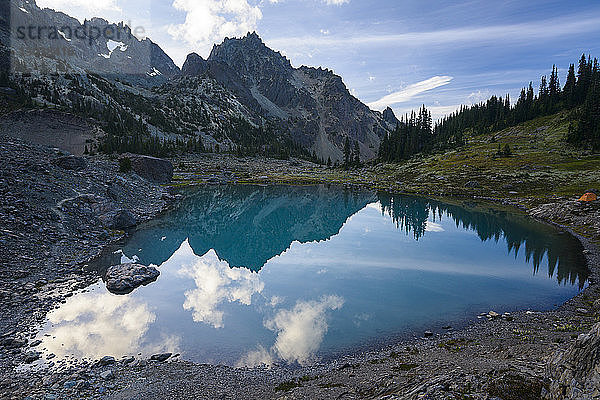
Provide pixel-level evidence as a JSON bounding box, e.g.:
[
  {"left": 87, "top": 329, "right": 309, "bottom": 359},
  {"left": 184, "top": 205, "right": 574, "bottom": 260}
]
[
  {"left": 121, "top": 154, "right": 173, "bottom": 183},
  {"left": 544, "top": 322, "right": 600, "bottom": 399},
  {"left": 105, "top": 263, "right": 160, "bottom": 294}
]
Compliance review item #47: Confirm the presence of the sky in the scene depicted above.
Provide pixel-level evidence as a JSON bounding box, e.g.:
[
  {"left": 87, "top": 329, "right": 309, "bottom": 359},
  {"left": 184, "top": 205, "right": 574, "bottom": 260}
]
[{"left": 35, "top": 0, "right": 600, "bottom": 121}]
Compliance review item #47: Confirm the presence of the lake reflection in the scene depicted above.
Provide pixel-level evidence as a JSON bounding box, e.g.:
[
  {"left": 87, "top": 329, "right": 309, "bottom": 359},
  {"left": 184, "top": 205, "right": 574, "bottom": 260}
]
[{"left": 34, "top": 186, "right": 588, "bottom": 367}]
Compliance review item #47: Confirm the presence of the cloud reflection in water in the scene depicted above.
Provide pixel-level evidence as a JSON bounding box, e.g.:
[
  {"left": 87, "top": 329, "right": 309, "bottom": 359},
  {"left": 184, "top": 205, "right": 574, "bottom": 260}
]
[
  {"left": 237, "top": 295, "right": 345, "bottom": 367},
  {"left": 41, "top": 290, "right": 179, "bottom": 360},
  {"left": 176, "top": 240, "right": 264, "bottom": 328}
]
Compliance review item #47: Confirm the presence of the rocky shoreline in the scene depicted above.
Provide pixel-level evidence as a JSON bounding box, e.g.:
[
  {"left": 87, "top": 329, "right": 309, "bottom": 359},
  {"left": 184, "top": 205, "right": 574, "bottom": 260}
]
[
  {"left": 1, "top": 150, "right": 599, "bottom": 400},
  {"left": 0, "top": 133, "right": 176, "bottom": 398}
]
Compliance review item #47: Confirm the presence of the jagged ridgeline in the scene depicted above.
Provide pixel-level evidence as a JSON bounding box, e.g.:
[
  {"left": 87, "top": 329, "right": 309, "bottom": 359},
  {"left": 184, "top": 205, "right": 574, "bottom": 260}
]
[
  {"left": 378, "top": 194, "right": 588, "bottom": 288},
  {"left": 0, "top": 0, "right": 396, "bottom": 162}
]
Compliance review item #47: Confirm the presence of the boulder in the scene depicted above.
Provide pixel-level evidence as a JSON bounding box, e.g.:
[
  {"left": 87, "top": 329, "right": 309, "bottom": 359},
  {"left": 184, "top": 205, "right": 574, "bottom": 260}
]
[
  {"left": 105, "top": 263, "right": 160, "bottom": 294},
  {"left": 98, "top": 209, "right": 137, "bottom": 230},
  {"left": 465, "top": 181, "right": 481, "bottom": 189},
  {"left": 150, "top": 353, "right": 172, "bottom": 362},
  {"left": 545, "top": 322, "right": 600, "bottom": 399},
  {"left": 120, "top": 154, "right": 173, "bottom": 183},
  {"left": 53, "top": 155, "right": 87, "bottom": 171},
  {"left": 99, "top": 370, "right": 114, "bottom": 380},
  {"left": 96, "top": 356, "right": 116, "bottom": 366},
  {"left": 24, "top": 351, "right": 41, "bottom": 363}
]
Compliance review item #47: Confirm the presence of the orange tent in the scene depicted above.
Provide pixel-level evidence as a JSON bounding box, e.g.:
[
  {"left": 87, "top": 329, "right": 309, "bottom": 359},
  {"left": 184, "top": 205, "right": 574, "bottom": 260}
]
[{"left": 579, "top": 192, "right": 598, "bottom": 202}]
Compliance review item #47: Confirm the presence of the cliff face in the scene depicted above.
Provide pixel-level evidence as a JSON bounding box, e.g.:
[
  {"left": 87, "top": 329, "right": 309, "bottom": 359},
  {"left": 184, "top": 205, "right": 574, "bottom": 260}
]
[
  {"left": 183, "top": 32, "right": 394, "bottom": 161},
  {"left": 3, "top": 0, "right": 178, "bottom": 79},
  {"left": 545, "top": 321, "right": 600, "bottom": 400}
]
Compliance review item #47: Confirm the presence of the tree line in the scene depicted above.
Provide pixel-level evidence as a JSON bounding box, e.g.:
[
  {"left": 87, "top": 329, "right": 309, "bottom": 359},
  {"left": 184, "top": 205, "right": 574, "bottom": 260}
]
[{"left": 378, "top": 53, "right": 600, "bottom": 162}]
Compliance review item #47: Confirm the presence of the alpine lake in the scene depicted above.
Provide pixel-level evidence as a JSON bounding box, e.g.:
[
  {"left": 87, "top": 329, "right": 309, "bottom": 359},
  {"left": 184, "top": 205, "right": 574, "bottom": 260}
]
[{"left": 30, "top": 185, "right": 588, "bottom": 368}]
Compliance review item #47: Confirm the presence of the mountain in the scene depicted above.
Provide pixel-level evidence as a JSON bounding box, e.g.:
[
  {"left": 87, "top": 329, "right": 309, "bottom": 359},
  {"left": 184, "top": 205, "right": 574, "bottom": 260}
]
[
  {"left": 1, "top": 0, "right": 178, "bottom": 80},
  {"left": 0, "top": 1, "right": 394, "bottom": 162},
  {"left": 183, "top": 32, "right": 393, "bottom": 161}
]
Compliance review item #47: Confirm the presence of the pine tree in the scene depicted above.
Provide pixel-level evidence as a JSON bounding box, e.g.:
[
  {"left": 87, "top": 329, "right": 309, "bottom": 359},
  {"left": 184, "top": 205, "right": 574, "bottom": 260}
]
[
  {"left": 548, "top": 65, "right": 560, "bottom": 111},
  {"left": 353, "top": 141, "right": 360, "bottom": 166},
  {"left": 343, "top": 136, "right": 351, "bottom": 167},
  {"left": 563, "top": 64, "right": 577, "bottom": 107}
]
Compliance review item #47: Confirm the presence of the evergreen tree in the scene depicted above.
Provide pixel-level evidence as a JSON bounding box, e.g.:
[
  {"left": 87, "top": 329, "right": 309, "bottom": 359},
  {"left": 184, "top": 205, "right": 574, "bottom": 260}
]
[
  {"left": 563, "top": 64, "right": 577, "bottom": 107},
  {"left": 353, "top": 141, "right": 360, "bottom": 166},
  {"left": 548, "top": 65, "right": 560, "bottom": 111},
  {"left": 343, "top": 136, "right": 351, "bottom": 167}
]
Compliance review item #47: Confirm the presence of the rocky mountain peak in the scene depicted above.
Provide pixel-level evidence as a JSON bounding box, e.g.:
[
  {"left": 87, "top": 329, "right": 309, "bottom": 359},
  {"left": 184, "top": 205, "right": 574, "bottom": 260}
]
[
  {"left": 383, "top": 107, "right": 400, "bottom": 126},
  {"left": 181, "top": 52, "right": 209, "bottom": 76},
  {"left": 208, "top": 31, "right": 293, "bottom": 82}
]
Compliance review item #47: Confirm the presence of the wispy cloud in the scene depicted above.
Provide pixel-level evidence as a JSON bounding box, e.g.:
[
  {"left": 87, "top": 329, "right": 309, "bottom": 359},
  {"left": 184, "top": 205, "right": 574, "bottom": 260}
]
[
  {"left": 367, "top": 76, "right": 453, "bottom": 110},
  {"left": 267, "top": 14, "right": 600, "bottom": 50}
]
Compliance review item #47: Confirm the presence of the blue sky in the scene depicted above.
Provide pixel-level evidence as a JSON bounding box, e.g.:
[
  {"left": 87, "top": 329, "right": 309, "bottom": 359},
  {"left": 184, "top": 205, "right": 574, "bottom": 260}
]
[{"left": 37, "top": 0, "right": 600, "bottom": 120}]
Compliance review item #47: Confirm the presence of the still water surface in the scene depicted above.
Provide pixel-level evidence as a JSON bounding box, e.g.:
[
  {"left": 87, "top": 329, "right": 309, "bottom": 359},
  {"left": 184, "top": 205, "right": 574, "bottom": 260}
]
[{"left": 34, "top": 185, "right": 588, "bottom": 367}]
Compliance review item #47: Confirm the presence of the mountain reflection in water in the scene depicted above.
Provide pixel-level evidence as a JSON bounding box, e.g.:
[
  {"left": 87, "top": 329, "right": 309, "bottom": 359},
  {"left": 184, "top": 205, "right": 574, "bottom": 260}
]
[{"left": 33, "top": 185, "right": 588, "bottom": 367}]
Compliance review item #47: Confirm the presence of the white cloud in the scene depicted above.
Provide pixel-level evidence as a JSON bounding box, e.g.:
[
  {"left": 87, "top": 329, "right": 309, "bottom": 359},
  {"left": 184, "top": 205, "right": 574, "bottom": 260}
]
[
  {"left": 265, "top": 295, "right": 344, "bottom": 365},
  {"left": 37, "top": 0, "right": 121, "bottom": 19},
  {"left": 324, "top": 0, "right": 349, "bottom": 4},
  {"left": 167, "top": 0, "right": 263, "bottom": 57},
  {"left": 320, "top": 29, "right": 330, "bottom": 35},
  {"left": 177, "top": 243, "right": 264, "bottom": 328},
  {"left": 236, "top": 345, "right": 274, "bottom": 368},
  {"left": 468, "top": 90, "right": 493, "bottom": 104},
  {"left": 269, "top": 296, "right": 284, "bottom": 307},
  {"left": 367, "top": 76, "right": 453, "bottom": 111}
]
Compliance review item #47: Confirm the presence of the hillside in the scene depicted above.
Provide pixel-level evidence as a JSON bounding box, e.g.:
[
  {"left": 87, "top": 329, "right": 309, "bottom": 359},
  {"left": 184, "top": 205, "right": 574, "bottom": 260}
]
[
  {"left": 184, "top": 110, "right": 596, "bottom": 198},
  {"left": 376, "top": 111, "right": 600, "bottom": 200}
]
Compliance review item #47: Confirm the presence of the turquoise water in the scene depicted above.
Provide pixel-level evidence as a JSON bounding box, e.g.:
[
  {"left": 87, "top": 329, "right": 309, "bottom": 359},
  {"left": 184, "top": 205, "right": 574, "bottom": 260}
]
[{"left": 36, "top": 185, "right": 588, "bottom": 367}]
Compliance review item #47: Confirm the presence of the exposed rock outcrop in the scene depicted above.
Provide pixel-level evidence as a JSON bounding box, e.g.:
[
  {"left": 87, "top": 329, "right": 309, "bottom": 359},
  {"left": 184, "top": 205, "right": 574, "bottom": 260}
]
[
  {"left": 181, "top": 53, "right": 209, "bottom": 76},
  {"left": 6, "top": 0, "right": 178, "bottom": 79},
  {"left": 105, "top": 263, "right": 160, "bottom": 294},
  {"left": 545, "top": 322, "right": 600, "bottom": 399},
  {"left": 97, "top": 209, "right": 137, "bottom": 230},
  {"left": 383, "top": 106, "right": 400, "bottom": 126},
  {"left": 121, "top": 154, "right": 173, "bottom": 183}
]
